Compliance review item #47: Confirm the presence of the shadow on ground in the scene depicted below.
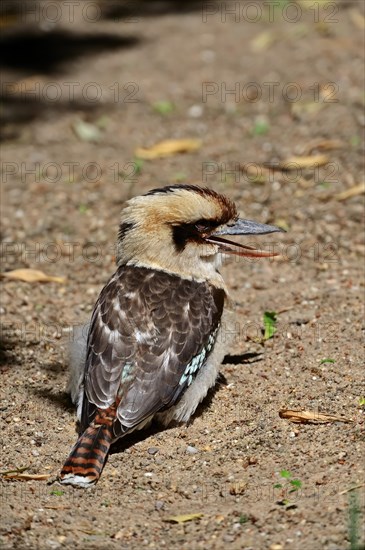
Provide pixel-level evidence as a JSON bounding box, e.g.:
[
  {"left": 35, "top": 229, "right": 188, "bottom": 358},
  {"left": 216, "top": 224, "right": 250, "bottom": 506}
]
[{"left": 0, "top": 28, "right": 140, "bottom": 139}]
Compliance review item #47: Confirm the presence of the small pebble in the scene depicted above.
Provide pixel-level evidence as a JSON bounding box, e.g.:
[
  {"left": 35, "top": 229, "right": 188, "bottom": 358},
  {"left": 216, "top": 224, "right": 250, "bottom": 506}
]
[
  {"left": 223, "top": 534, "right": 235, "bottom": 543},
  {"left": 201, "top": 49, "right": 215, "bottom": 62},
  {"left": 188, "top": 105, "right": 203, "bottom": 118},
  {"left": 147, "top": 447, "right": 159, "bottom": 456},
  {"left": 186, "top": 445, "right": 199, "bottom": 454},
  {"left": 154, "top": 500, "right": 165, "bottom": 511},
  {"left": 45, "top": 540, "right": 60, "bottom": 549}
]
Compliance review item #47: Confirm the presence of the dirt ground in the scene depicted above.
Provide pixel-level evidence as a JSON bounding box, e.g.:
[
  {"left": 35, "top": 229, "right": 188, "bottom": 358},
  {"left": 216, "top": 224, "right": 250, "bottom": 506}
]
[{"left": 1, "top": 1, "right": 364, "bottom": 549}]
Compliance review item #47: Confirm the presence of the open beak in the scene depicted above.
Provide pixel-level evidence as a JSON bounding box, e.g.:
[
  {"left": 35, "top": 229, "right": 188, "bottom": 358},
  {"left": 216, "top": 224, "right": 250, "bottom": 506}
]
[{"left": 206, "top": 218, "right": 285, "bottom": 258}]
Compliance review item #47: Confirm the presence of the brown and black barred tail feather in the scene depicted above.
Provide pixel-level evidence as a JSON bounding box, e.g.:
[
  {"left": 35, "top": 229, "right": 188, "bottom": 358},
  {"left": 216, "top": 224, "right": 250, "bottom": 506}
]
[{"left": 59, "top": 407, "right": 115, "bottom": 487}]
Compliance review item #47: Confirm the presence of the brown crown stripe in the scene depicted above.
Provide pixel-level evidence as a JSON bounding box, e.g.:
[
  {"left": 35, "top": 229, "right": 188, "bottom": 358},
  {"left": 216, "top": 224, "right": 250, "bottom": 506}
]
[{"left": 143, "top": 185, "right": 237, "bottom": 226}]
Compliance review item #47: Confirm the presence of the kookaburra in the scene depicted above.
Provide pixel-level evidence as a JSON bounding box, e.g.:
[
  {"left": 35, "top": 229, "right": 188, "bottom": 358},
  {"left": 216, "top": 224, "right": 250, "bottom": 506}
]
[{"left": 60, "top": 184, "right": 283, "bottom": 487}]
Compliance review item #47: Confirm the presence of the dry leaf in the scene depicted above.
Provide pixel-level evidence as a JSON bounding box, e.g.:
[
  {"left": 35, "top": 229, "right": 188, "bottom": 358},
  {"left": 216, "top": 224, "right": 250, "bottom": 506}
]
[
  {"left": 291, "top": 101, "right": 325, "bottom": 119},
  {"left": 0, "top": 466, "right": 29, "bottom": 475},
  {"left": 349, "top": 9, "right": 365, "bottom": 30},
  {"left": 72, "top": 119, "right": 102, "bottom": 143},
  {"left": 279, "top": 409, "right": 353, "bottom": 424},
  {"left": 315, "top": 21, "right": 333, "bottom": 38},
  {"left": 76, "top": 528, "right": 104, "bottom": 535},
  {"left": 271, "top": 155, "right": 329, "bottom": 170},
  {"left": 298, "top": 0, "right": 328, "bottom": 7},
  {"left": 6, "top": 76, "right": 45, "bottom": 95},
  {"left": 165, "top": 513, "right": 204, "bottom": 524},
  {"left": 2, "top": 473, "right": 51, "bottom": 480},
  {"left": 338, "top": 484, "right": 365, "bottom": 495},
  {"left": 240, "top": 163, "right": 308, "bottom": 187},
  {"left": 251, "top": 30, "right": 277, "bottom": 52},
  {"left": 276, "top": 305, "right": 295, "bottom": 314},
  {"left": 135, "top": 139, "right": 201, "bottom": 159},
  {"left": 274, "top": 218, "right": 289, "bottom": 232},
  {"left": 303, "top": 139, "right": 344, "bottom": 155},
  {"left": 335, "top": 183, "right": 365, "bottom": 201},
  {"left": 1, "top": 269, "right": 66, "bottom": 284},
  {"left": 240, "top": 163, "right": 271, "bottom": 183},
  {"left": 44, "top": 505, "right": 71, "bottom": 510},
  {"left": 320, "top": 85, "right": 338, "bottom": 102}
]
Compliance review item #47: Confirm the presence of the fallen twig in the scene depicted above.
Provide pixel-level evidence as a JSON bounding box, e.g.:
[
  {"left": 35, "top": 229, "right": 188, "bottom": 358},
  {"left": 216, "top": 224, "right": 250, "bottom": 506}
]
[{"left": 279, "top": 409, "right": 353, "bottom": 424}]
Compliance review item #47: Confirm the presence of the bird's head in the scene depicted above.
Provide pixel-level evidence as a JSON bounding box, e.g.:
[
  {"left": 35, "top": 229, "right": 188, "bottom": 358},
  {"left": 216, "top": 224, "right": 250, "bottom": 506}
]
[{"left": 116, "top": 185, "right": 284, "bottom": 286}]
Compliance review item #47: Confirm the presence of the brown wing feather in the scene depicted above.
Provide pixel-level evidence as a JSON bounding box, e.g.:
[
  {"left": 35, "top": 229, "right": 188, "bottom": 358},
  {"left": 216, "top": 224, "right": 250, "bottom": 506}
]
[{"left": 81, "top": 266, "right": 225, "bottom": 436}]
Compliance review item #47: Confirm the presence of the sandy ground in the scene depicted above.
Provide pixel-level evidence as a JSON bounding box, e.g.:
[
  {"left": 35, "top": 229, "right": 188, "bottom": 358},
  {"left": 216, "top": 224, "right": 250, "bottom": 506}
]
[{"left": 1, "top": 1, "right": 364, "bottom": 549}]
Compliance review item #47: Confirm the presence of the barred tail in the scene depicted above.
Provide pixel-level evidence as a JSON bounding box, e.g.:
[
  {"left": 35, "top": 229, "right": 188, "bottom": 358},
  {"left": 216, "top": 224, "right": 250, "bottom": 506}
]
[{"left": 59, "top": 424, "right": 112, "bottom": 487}]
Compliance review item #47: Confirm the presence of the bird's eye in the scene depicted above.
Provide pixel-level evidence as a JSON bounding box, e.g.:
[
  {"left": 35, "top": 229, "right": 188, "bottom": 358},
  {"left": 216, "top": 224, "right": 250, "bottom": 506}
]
[
  {"left": 194, "top": 220, "right": 216, "bottom": 233},
  {"left": 195, "top": 223, "right": 208, "bottom": 232}
]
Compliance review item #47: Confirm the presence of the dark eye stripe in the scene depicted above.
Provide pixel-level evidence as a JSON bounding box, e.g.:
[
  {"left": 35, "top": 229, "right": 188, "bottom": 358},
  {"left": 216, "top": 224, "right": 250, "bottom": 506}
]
[{"left": 172, "top": 219, "right": 219, "bottom": 252}]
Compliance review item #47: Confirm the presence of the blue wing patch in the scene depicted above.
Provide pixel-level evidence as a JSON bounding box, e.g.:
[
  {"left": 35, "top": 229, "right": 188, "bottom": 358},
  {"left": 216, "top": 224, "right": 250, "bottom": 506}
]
[{"left": 179, "top": 327, "right": 219, "bottom": 386}]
